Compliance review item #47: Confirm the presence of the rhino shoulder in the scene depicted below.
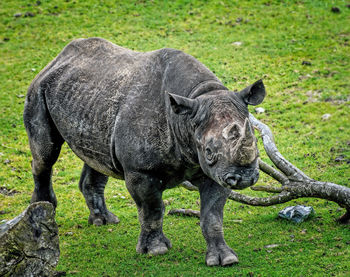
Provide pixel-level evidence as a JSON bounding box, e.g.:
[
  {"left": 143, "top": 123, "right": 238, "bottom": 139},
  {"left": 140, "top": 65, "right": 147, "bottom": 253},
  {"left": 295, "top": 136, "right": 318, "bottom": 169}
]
[{"left": 159, "top": 47, "right": 191, "bottom": 61}]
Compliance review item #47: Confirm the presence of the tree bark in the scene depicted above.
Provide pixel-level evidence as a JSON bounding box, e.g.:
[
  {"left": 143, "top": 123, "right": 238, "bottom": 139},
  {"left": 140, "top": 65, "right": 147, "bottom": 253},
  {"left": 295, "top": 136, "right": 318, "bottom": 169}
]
[{"left": 0, "top": 202, "right": 60, "bottom": 277}]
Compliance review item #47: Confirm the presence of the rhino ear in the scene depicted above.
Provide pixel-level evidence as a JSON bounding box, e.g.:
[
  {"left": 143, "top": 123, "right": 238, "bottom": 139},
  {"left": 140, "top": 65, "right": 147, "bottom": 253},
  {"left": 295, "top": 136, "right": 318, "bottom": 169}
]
[
  {"left": 238, "top": 79, "right": 266, "bottom": 106},
  {"left": 168, "top": 92, "right": 198, "bottom": 116}
]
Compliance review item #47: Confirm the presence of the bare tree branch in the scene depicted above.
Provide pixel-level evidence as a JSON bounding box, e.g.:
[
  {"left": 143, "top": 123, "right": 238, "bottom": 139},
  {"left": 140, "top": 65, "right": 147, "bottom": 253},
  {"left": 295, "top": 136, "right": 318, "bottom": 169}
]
[
  {"left": 180, "top": 181, "right": 198, "bottom": 191},
  {"left": 228, "top": 190, "right": 294, "bottom": 206},
  {"left": 249, "top": 114, "right": 309, "bottom": 182},
  {"left": 258, "top": 159, "right": 289, "bottom": 185},
  {"left": 250, "top": 185, "right": 283, "bottom": 193},
  {"left": 168, "top": 208, "right": 200, "bottom": 218}
]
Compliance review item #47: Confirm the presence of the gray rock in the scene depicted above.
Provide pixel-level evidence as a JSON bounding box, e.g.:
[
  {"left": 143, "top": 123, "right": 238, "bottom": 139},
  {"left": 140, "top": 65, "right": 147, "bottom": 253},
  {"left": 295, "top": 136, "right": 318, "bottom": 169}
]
[
  {"left": 264, "top": 244, "right": 279, "bottom": 249},
  {"left": 278, "top": 205, "right": 314, "bottom": 223},
  {"left": 232, "top": 41, "right": 243, "bottom": 46},
  {"left": 255, "top": 107, "right": 265, "bottom": 114},
  {"left": 321, "top": 113, "right": 331, "bottom": 120},
  {"left": 0, "top": 202, "right": 59, "bottom": 277}
]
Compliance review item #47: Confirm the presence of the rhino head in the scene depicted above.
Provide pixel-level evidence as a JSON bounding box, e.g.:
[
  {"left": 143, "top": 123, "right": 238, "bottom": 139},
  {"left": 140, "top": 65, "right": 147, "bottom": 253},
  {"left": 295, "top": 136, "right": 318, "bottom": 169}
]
[{"left": 169, "top": 79, "right": 265, "bottom": 190}]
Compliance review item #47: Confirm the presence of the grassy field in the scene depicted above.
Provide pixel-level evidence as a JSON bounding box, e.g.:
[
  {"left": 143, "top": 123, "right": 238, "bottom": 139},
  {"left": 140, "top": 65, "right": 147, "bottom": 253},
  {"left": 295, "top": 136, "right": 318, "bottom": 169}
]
[{"left": 0, "top": 0, "right": 349, "bottom": 276}]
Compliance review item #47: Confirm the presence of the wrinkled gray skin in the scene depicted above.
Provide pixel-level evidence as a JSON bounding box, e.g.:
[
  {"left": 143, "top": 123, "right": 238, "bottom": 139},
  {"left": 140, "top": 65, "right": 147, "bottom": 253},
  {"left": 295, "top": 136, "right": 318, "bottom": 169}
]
[{"left": 24, "top": 38, "right": 266, "bottom": 266}]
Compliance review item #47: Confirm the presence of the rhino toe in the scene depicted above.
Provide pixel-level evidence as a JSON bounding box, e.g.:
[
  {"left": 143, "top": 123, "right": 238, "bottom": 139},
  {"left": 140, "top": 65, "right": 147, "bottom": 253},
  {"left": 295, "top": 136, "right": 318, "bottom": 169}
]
[
  {"left": 148, "top": 245, "right": 169, "bottom": 256},
  {"left": 106, "top": 211, "right": 120, "bottom": 224},
  {"left": 88, "top": 211, "right": 120, "bottom": 226},
  {"left": 206, "top": 244, "right": 239, "bottom": 266},
  {"left": 136, "top": 231, "right": 172, "bottom": 255},
  {"left": 91, "top": 218, "right": 104, "bottom": 226},
  {"left": 221, "top": 253, "right": 239, "bottom": 266},
  {"left": 206, "top": 254, "right": 220, "bottom": 266}
]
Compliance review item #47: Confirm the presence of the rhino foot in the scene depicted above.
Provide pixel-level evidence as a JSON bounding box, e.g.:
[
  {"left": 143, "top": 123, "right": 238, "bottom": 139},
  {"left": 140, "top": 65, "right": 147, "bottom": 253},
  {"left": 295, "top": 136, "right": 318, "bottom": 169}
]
[
  {"left": 136, "top": 231, "right": 172, "bottom": 255},
  {"left": 88, "top": 211, "right": 120, "bottom": 226},
  {"left": 206, "top": 243, "right": 239, "bottom": 266}
]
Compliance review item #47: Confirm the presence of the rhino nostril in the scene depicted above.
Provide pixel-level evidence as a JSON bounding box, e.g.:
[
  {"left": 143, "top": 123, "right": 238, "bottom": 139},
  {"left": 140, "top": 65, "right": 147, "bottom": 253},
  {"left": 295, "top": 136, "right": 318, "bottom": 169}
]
[{"left": 252, "top": 172, "right": 259, "bottom": 184}]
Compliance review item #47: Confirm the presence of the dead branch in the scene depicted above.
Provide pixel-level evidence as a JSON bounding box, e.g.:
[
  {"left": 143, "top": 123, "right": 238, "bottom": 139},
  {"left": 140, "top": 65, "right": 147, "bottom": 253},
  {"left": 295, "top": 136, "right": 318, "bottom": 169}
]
[
  {"left": 258, "top": 159, "right": 289, "bottom": 185},
  {"left": 250, "top": 185, "right": 283, "bottom": 193},
  {"left": 180, "top": 181, "right": 295, "bottom": 206},
  {"left": 180, "top": 114, "right": 350, "bottom": 224},
  {"left": 168, "top": 208, "right": 200, "bottom": 218}
]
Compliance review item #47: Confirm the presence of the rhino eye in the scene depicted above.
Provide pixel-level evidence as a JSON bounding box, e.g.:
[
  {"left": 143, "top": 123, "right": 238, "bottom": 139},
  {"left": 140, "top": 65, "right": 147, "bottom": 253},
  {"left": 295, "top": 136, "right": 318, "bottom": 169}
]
[{"left": 205, "top": 147, "right": 217, "bottom": 165}]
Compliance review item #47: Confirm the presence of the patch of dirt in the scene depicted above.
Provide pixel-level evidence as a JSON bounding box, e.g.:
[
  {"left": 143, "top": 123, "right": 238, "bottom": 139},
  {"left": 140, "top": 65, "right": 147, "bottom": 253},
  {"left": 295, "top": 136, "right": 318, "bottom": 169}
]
[
  {"left": 304, "top": 89, "right": 350, "bottom": 105},
  {"left": 331, "top": 7, "right": 341, "bottom": 13},
  {"left": 302, "top": 60, "right": 312, "bottom": 66},
  {"left": 323, "top": 96, "right": 350, "bottom": 105},
  {"left": 329, "top": 145, "right": 350, "bottom": 164},
  {"left": 305, "top": 90, "right": 322, "bottom": 103},
  {"left": 0, "top": 186, "right": 20, "bottom": 196}
]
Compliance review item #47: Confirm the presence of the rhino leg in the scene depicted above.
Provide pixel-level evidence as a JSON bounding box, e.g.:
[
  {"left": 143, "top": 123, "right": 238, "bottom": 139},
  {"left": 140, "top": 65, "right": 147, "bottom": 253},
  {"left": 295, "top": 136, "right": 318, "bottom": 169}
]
[
  {"left": 30, "top": 150, "right": 61, "bottom": 208},
  {"left": 24, "top": 89, "right": 64, "bottom": 208},
  {"left": 79, "top": 163, "right": 119, "bottom": 226},
  {"left": 125, "top": 172, "right": 171, "bottom": 255},
  {"left": 196, "top": 177, "right": 239, "bottom": 266}
]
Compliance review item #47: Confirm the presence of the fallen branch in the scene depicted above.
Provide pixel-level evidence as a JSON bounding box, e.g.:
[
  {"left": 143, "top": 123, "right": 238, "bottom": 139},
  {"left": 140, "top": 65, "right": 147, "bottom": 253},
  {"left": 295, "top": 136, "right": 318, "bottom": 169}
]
[
  {"left": 168, "top": 208, "right": 200, "bottom": 218},
  {"left": 250, "top": 185, "right": 283, "bottom": 193},
  {"left": 180, "top": 114, "right": 350, "bottom": 224}
]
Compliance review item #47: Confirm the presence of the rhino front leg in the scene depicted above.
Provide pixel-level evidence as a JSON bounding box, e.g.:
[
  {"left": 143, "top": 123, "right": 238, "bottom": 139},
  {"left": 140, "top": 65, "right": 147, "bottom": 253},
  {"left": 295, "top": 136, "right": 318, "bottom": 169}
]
[
  {"left": 125, "top": 172, "right": 171, "bottom": 255},
  {"left": 195, "top": 177, "right": 239, "bottom": 266},
  {"left": 79, "top": 163, "right": 119, "bottom": 226}
]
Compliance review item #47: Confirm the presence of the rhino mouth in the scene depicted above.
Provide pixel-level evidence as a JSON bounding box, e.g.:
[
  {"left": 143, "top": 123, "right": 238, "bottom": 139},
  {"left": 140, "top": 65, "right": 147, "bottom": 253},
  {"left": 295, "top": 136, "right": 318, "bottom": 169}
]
[
  {"left": 222, "top": 170, "right": 259, "bottom": 190},
  {"left": 224, "top": 173, "right": 239, "bottom": 187}
]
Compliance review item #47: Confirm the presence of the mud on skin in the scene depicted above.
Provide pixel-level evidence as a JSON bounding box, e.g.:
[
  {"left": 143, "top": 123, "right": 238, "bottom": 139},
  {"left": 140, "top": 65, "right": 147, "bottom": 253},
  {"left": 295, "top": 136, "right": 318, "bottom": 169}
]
[{"left": 24, "top": 37, "right": 266, "bottom": 266}]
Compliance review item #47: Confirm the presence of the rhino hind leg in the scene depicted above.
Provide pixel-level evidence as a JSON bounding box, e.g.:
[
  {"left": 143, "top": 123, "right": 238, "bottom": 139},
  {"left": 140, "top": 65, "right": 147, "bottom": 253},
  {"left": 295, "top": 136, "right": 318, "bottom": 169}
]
[
  {"left": 125, "top": 172, "right": 172, "bottom": 255},
  {"left": 30, "top": 151, "right": 62, "bottom": 208},
  {"left": 24, "top": 88, "right": 64, "bottom": 208},
  {"left": 79, "top": 163, "right": 119, "bottom": 226},
  {"left": 196, "top": 177, "right": 239, "bottom": 266}
]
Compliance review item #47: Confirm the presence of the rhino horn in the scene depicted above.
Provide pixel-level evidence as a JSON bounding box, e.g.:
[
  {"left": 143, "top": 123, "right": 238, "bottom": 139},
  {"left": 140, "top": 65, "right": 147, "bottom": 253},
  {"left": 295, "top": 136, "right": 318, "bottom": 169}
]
[
  {"left": 240, "top": 118, "right": 254, "bottom": 146},
  {"left": 234, "top": 119, "right": 256, "bottom": 165}
]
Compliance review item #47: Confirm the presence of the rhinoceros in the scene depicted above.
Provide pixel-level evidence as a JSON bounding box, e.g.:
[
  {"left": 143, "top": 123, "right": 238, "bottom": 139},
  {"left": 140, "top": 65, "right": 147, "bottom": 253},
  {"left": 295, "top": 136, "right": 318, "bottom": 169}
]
[{"left": 24, "top": 37, "right": 265, "bottom": 266}]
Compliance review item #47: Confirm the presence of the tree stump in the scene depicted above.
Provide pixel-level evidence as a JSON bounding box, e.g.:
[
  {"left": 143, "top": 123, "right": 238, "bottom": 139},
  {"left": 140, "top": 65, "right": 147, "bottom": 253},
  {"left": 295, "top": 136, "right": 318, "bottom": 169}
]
[{"left": 0, "top": 202, "right": 60, "bottom": 277}]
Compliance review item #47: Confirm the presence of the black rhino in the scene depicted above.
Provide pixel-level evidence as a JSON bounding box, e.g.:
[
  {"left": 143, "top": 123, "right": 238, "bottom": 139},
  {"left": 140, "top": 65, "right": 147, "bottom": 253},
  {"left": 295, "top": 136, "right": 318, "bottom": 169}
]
[{"left": 24, "top": 38, "right": 265, "bottom": 266}]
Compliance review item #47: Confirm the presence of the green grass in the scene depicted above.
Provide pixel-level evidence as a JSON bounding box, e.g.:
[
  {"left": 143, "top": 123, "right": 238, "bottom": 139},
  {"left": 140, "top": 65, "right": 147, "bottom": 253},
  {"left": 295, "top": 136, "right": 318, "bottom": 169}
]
[{"left": 0, "top": 0, "right": 349, "bottom": 276}]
